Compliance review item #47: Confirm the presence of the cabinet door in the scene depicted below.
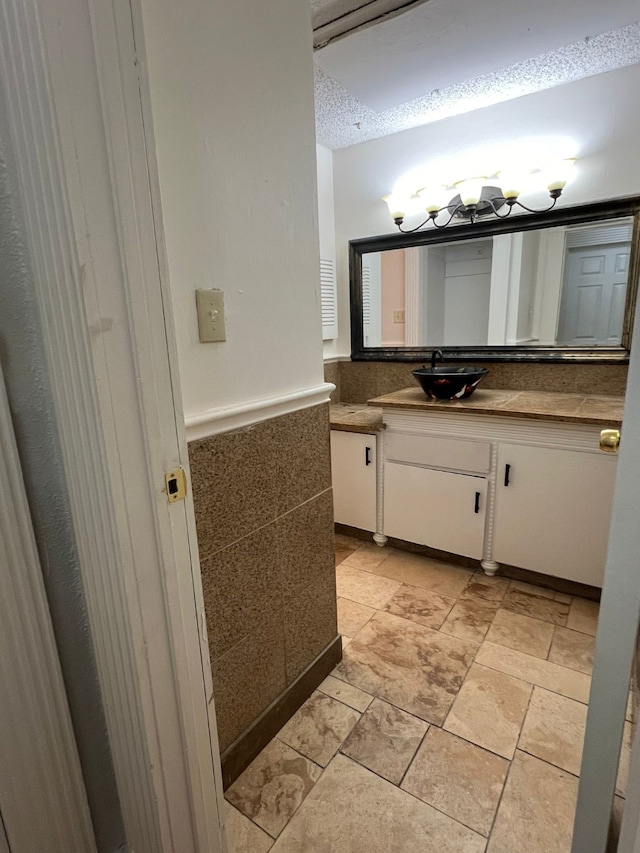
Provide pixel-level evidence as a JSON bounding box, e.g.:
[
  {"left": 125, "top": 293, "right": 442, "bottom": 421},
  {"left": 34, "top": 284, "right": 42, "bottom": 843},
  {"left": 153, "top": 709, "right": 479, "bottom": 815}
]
[
  {"left": 330, "top": 431, "right": 377, "bottom": 532},
  {"left": 384, "top": 462, "right": 487, "bottom": 559},
  {"left": 493, "top": 444, "right": 616, "bottom": 586}
]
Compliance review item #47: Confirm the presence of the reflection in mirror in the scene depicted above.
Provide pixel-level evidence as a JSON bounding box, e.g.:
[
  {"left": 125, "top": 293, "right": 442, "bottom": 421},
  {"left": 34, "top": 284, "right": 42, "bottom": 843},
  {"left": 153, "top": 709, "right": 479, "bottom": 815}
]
[{"left": 362, "top": 217, "right": 633, "bottom": 350}]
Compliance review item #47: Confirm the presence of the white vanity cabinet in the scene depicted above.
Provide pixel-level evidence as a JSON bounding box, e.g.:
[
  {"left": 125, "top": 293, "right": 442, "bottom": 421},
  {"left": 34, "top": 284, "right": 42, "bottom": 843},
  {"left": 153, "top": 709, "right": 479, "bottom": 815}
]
[
  {"left": 330, "top": 430, "right": 377, "bottom": 532},
  {"left": 383, "top": 432, "right": 490, "bottom": 559},
  {"left": 379, "top": 407, "right": 618, "bottom": 587},
  {"left": 384, "top": 465, "right": 487, "bottom": 559},
  {"left": 492, "top": 443, "right": 616, "bottom": 587}
]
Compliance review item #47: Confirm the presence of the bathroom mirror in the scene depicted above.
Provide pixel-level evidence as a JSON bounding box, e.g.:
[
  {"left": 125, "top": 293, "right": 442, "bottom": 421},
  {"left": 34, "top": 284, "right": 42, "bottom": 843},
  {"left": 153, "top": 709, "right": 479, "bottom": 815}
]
[{"left": 350, "top": 196, "right": 640, "bottom": 362}]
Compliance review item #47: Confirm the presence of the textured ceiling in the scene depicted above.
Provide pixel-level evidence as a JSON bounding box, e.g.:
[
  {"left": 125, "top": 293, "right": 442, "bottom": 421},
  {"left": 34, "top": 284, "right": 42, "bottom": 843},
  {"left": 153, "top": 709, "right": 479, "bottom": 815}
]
[{"left": 313, "top": 0, "right": 640, "bottom": 149}]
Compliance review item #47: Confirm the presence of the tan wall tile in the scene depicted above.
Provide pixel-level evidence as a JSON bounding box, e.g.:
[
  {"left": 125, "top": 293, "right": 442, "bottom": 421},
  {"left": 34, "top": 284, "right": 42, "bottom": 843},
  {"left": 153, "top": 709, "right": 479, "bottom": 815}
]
[
  {"left": 276, "top": 490, "right": 338, "bottom": 682},
  {"left": 201, "top": 523, "right": 281, "bottom": 661},
  {"left": 212, "top": 616, "right": 287, "bottom": 752},
  {"left": 189, "top": 403, "right": 331, "bottom": 558},
  {"left": 189, "top": 419, "right": 279, "bottom": 558},
  {"left": 337, "top": 361, "right": 627, "bottom": 404},
  {"left": 271, "top": 404, "right": 332, "bottom": 516},
  {"left": 323, "top": 361, "right": 341, "bottom": 401},
  {"left": 191, "top": 404, "right": 336, "bottom": 752}
]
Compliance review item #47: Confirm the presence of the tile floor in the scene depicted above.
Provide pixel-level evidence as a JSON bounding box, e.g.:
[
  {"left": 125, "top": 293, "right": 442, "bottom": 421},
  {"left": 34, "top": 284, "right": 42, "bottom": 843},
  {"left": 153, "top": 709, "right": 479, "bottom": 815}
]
[{"left": 224, "top": 535, "right": 631, "bottom": 852}]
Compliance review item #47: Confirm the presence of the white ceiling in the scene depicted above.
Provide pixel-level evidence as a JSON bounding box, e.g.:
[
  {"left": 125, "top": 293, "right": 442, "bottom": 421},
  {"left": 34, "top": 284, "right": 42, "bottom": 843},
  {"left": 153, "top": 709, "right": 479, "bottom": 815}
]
[
  {"left": 311, "top": 0, "right": 429, "bottom": 48},
  {"left": 314, "top": 0, "right": 640, "bottom": 148}
]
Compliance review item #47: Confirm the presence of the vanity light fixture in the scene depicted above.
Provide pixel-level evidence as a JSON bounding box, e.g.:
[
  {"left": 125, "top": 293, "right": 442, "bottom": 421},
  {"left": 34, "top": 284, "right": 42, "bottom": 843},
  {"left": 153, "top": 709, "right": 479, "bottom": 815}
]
[{"left": 383, "top": 159, "right": 576, "bottom": 232}]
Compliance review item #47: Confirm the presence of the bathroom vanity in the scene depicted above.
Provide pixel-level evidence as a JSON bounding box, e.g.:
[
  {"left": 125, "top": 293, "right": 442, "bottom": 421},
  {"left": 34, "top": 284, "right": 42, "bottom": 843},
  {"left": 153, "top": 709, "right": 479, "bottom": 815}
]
[{"left": 330, "top": 388, "right": 624, "bottom": 589}]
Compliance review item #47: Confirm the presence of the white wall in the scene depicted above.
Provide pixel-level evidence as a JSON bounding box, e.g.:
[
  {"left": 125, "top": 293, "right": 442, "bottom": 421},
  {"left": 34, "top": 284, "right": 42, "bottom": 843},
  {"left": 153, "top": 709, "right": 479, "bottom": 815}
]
[
  {"left": 317, "top": 144, "right": 335, "bottom": 262},
  {"left": 317, "top": 144, "right": 340, "bottom": 347},
  {"left": 332, "top": 63, "right": 640, "bottom": 357},
  {"left": 318, "top": 144, "right": 345, "bottom": 359},
  {"left": 139, "top": 0, "right": 324, "bottom": 419}
]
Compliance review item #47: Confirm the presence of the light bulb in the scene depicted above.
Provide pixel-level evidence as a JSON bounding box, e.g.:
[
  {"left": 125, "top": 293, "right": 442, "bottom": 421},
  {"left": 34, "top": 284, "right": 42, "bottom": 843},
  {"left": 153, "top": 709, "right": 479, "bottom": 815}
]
[
  {"left": 382, "top": 193, "right": 408, "bottom": 221},
  {"left": 454, "top": 177, "right": 486, "bottom": 207},
  {"left": 541, "top": 159, "right": 576, "bottom": 192},
  {"left": 496, "top": 169, "right": 526, "bottom": 200},
  {"left": 417, "top": 186, "right": 447, "bottom": 213}
]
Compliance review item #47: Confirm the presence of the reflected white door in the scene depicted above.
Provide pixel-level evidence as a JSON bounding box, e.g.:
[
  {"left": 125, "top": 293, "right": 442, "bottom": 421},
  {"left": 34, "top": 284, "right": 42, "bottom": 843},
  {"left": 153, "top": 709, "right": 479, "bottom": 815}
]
[{"left": 557, "top": 243, "right": 630, "bottom": 345}]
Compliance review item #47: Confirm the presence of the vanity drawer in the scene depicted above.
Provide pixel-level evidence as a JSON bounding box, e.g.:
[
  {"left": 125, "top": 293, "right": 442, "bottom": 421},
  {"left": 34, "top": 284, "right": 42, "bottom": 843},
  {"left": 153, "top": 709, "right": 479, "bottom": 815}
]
[{"left": 385, "top": 431, "right": 491, "bottom": 474}]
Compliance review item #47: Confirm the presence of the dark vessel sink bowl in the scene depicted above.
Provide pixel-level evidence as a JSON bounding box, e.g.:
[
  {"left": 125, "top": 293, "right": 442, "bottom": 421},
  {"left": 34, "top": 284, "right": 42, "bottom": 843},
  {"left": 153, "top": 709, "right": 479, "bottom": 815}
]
[{"left": 412, "top": 365, "right": 489, "bottom": 400}]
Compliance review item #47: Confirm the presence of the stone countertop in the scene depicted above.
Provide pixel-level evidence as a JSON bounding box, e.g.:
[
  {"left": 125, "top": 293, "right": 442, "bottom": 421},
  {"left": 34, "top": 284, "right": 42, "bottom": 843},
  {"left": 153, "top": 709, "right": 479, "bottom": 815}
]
[
  {"left": 330, "top": 403, "right": 384, "bottom": 433},
  {"left": 367, "top": 387, "right": 625, "bottom": 427}
]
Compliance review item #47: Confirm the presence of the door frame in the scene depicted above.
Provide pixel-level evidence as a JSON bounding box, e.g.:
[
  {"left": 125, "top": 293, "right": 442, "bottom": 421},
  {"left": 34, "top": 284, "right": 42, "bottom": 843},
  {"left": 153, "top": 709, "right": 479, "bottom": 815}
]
[
  {"left": 0, "top": 1, "right": 225, "bottom": 850},
  {"left": 572, "top": 256, "right": 640, "bottom": 849}
]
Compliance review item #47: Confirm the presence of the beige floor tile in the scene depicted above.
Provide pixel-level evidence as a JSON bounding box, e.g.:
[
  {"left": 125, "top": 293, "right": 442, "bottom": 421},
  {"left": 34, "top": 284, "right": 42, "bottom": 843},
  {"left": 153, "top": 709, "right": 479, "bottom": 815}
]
[
  {"left": 477, "top": 641, "right": 591, "bottom": 703},
  {"left": 224, "top": 802, "right": 273, "bottom": 853},
  {"left": 336, "top": 563, "right": 401, "bottom": 609},
  {"left": 370, "top": 550, "right": 473, "bottom": 598},
  {"left": 485, "top": 609, "right": 554, "bottom": 659},
  {"left": 335, "top": 545, "right": 357, "bottom": 567},
  {"left": 335, "top": 611, "right": 477, "bottom": 724},
  {"left": 277, "top": 691, "right": 360, "bottom": 767},
  {"left": 567, "top": 597, "right": 599, "bottom": 635},
  {"left": 444, "top": 664, "right": 531, "bottom": 759},
  {"left": 487, "top": 751, "right": 578, "bottom": 853},
  {"left": 508, "top": 579, "right": 556, "bottom": 599},
  {"left": 617, "top": 721, "right": 633, "bottom": 797},
  {"left": 341, "top": 698, "right": 428, "bottom": 784},
  {"left": 501, "top": 588, "right": 569, "bottom": 626},
  {"left": 440, "top": 598, "right": 499, "bottom": 644},
  {"left": 342, "top": 543, "right": 392, "bottom": 572},
  {"left": 341, "top": 635, "right": 352, "bottom": 649},
  {"left": 225, "top": 739, "right": 321, "bottom": 838},
  {"left": 384, "top": 583, "right": 455, "bottom": 630},
  {"left": 518, "top": 687, "right": 587, "bottom": 775},
  {"left": 270, "top": 754, "right": 486, "bottom": 853},
  {"left": 609, "top": 796, "right": 626, "bottom": 851},
  {"left": 337, "top": 597, "right": 375, "bottom": 638},
  {"left": 318, "top": 675, "right": 373, "bottom": 712},
  {"left": 335, "top": 533, "right": 365, "bottom": 550},
  {"left": 461, "top": 573, "right": 510, "bottom": 603},
  {"left": 548, "top": 626, "right": 595, "bottom": 675},
  {"left": 555, "top": 592, "right": 573, "bottom": 604},
  {"left": 402, "top": 727, "right": 508, "bottom": 836}
]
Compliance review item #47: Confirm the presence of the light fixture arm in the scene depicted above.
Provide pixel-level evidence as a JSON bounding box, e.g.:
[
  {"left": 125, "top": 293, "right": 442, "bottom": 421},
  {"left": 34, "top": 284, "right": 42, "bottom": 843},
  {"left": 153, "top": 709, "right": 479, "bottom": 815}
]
[{"left": 393, "top": 187, "right": 563, "bottom": 232}]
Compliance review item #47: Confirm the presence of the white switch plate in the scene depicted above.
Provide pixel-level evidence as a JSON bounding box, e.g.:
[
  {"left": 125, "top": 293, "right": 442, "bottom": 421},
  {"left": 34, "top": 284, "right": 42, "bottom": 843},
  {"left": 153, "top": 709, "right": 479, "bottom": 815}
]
[{"left": 196, "top": 289, "right": 226, "bottom": 342}]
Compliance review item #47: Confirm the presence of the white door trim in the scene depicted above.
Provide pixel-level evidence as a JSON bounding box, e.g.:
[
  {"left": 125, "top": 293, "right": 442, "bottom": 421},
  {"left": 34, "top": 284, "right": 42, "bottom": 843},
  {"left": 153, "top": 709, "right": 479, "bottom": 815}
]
[
  {"left": 571, "top": 293, "right": 638, "bottom": 849},
  {"left": 0, "top": 369, "right": 96, "bottom": 853},
  {"left": 0, "top": 1, "right": 225, "bottom": 851},
  {"left": 404, "top": 246, "right": 421, "bottom": 346}
]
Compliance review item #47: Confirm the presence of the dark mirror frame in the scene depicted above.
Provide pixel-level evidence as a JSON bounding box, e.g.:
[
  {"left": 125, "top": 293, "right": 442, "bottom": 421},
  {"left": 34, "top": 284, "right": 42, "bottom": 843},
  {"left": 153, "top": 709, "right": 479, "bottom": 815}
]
[{"left": 349, "top": 195, "right": 640, "bottom": 363}]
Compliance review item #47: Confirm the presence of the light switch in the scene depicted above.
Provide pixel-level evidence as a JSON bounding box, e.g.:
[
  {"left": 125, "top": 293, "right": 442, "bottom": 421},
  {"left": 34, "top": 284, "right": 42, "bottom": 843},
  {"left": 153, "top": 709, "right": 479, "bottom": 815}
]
[
  {"left": 196, "top": 289, "right": 226, "bottom": 342},
  {"left": 393, "top": 309, "right": 405, "bottom": 324}
]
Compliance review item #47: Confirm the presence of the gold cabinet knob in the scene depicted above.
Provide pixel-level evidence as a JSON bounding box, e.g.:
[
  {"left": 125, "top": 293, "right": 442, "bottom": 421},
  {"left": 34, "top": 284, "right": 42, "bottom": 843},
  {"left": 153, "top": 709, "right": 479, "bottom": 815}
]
[{"left": 600, "top": 429, "right": 621, "bottom": 454}]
